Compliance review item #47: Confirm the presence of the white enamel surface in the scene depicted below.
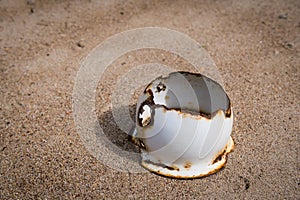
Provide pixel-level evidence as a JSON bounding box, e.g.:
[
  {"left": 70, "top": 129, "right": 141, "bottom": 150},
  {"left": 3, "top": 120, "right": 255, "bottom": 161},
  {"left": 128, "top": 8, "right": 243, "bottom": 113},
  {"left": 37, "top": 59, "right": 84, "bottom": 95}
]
[
  {"left": 139, "top": 105, "right": 151, "bottom": 125},
  {"left": 141, "top": 136, "right": 234, "bottom": 178},
  {"left": 138, "top": 108, "right": 233, "bottom": 166}
]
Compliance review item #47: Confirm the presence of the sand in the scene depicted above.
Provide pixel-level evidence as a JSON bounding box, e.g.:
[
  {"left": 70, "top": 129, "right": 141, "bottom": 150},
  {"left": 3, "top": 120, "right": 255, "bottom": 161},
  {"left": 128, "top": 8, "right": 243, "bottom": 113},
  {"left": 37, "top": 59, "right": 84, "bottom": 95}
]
[{"left": 1, "top": 0, "right": 299, "bottom": 199}]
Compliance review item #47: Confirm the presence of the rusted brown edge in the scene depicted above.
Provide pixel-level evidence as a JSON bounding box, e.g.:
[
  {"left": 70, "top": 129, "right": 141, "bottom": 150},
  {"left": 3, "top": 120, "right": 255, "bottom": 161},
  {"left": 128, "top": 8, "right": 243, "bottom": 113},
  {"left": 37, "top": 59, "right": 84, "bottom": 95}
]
[
  {"left": 140, "top": 71, "right": 232, "bottom": 120},
  {"left": 140, "top": 137, "right": 235, "bottom": 179},
  {"left": 143, "top": 160, "right": 180, "bottom": 171}
]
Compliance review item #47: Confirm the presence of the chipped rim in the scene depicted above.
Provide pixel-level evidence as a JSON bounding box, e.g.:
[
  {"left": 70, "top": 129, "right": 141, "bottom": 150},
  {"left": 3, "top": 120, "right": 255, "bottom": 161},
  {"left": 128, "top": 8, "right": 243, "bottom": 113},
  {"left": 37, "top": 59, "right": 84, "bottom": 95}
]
[
  {"left": 140, "top": 136, "right": 234, "bottom": 179},
  {"left": 141, "top": 71, "right": 232, "bottom": 120}
]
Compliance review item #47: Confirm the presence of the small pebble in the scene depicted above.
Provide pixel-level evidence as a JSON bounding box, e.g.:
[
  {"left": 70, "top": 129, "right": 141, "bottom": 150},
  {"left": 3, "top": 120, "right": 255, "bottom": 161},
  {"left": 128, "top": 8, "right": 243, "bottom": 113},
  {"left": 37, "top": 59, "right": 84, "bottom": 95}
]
[
  {"left": 278, "top": 13, "right": 288, "bottom": 19},
  {"left": 27, "top": 0, "right": 35, "bottom": 5},
  {"left": 76, "top": 42, "right": 85, "bottom": 48}
]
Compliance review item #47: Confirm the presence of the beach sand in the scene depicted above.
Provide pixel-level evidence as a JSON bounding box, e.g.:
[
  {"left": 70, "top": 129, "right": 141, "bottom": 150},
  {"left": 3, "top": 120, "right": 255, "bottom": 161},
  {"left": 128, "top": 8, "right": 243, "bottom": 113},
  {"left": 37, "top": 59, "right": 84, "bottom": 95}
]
[{"left": 1, "top": 0, "right": 299, "bottom": 198}]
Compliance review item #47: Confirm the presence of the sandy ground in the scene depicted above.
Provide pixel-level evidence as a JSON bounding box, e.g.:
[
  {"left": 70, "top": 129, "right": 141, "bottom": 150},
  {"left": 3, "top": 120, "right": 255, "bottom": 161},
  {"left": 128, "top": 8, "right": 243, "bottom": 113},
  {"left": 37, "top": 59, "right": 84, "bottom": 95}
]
[{"left": 1, "top": 0, "right": 299, "bottom": 199}]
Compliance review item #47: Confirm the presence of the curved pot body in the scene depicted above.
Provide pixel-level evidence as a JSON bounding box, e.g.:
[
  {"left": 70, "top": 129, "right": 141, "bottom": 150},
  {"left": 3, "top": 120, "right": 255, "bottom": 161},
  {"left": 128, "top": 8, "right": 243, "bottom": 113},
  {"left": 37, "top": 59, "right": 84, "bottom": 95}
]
[{"left": 132, "top": 71, "right": 234, "bottom": 178}]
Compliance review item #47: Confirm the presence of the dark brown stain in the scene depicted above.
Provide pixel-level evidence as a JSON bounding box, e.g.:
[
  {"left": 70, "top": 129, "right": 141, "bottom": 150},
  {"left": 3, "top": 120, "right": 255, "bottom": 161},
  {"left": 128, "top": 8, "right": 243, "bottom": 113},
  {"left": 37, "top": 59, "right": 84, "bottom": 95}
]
[
  {"left": 184, "top": 161, "right": 192, "bottom": 169},
  {"left": 225, "top": 101, "right": 232, "bottom": 118},
  {"left": 141, "top": 116, "right": 151, "bottom": 127},
  {"left": 212, "top": 137, "right": 235, "bottom": 165},
  {"left": 128, "top": 135, "right": 139, "bottom": 147},
  {"left": 212, "top": 149, "right": 226, "bottom": 164},
  {"left": 155, "top": 82, "right": 166, "bottom": 93},
  {"left": 143, "top": 160, "right": 179, "bottom": 171},
  {"left": 138, "top": 139, "right": 147, "bottom": 150},
  {"left": 128, "top": 135, "right": 147, "bottom": 151}
]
